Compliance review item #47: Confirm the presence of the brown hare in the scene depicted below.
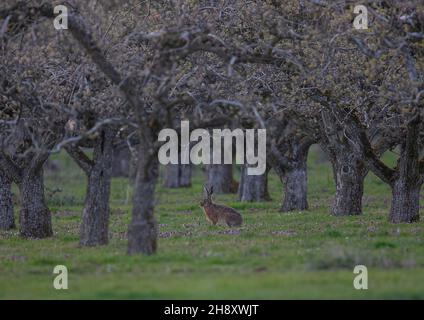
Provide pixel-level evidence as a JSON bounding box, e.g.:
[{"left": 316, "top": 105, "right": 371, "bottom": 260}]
[{"left": 200, "top": 186, "right": 243, "bottom": 227}]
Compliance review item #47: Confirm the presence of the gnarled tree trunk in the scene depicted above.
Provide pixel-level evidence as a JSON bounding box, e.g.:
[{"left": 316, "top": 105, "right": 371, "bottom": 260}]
[
  {"left": 327, "top": 106, "right": 423, "bottom": 223},
  {"left": 204, "top": 164, "right": 238, "bottom": 194},
  {"left": 390, "top": 178, "right": 421, "bottom": 223},
  {"left": 163, "top": 164, "right": 180, "bottom": 188},
  {"left": 270, "top": 141, "right": 311, "bottom": 212},
  {"left": 179, "top": 164, "right": 192, "bottom": 187},
  {"left": 18, "top": 167, "right": 52, "bottom": 238},
  {"left": 319, "top": 109, "right": 369, "bottom": 216},
  {"left": 389, "top": 119, "right": 422, "bottom": 223},
  {"left": 281, "top": 164, "right": 308, "bottom": 212},
  {"left": 0, "top": 170, "right": 15, "bottom": 230},
  {"left": 66, "top": 128, "right": 115, "bottom": 246},
  {"left": 330, "top": 153, "right": 367, "bottom": 216},
  {"left": 163, "top": 164, "right": 192, "bottom": 188},
  {"left": 80, "top": 130, "right": 114, "bottom": 246},
  {"left": 129, "top": 147, "right": 138, "bottom": 186},
  {"left": 128, "top": 138, "right": 159, "bottom": 255},
  {"left": 238, "top": 165, "right": 270, "bottom": 202}
]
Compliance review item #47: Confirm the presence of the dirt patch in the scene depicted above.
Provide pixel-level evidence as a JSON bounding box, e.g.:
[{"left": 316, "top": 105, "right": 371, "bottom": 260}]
[
  {"left": 182, "top": 223, "right": 201, "bottom": 229},
  {"left": 271, "top": 230, "right": 297, "bottom": 236},
  {"left": 207, "top": 229, "right": 241, "bottom": 236},
  {"left": 159, "top": 230, "right": 192, "bottom": 238}
]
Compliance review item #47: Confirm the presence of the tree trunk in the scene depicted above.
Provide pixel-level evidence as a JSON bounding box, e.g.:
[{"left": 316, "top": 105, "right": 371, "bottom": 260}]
[
  {"left": 281, "top": 163, "right": 308, "bottom": 212},
  {"left": 389, "top": 178, "right": 421, "bottom": 223},
  {"left": 80, "top": 130, "right": 114, "bottom": 246},
  {"left": 0, "top": 170, "right": 15, "bottom": 230},
  {"left": 179, "top": 164, "right": 192, "bottom": 187},
  {"left": 204, "top": 164, "right": 238, "bottom": 194},
  {"left": 389, "top": 120, "right": 422, "bottom": 223},
  {"left": 330, "top": 154, "right": 366, "bottom": 216},
  {"left": 271, "top": 142, "right": 310, "bottom": 212},
  {"left": 18, "top": 168, "right": 52, "bottom": 239},
  {"left": 129, "top": 147, "right": 138, "bottom": 186},
  {"left": 163, "top": 164, "right": 181, "bottom": 188},
  {"left": 238, "top": 165, "right": 270, "bottom": 202},
  {"left": 163, "top": 164, "right": 192, "bottom": 188},
  {"left": 128, "top": 142, "right": 159, "bottom": 255}
]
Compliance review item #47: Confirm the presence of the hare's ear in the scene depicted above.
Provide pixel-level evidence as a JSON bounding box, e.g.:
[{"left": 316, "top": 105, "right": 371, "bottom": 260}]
[
  {"left": 209, "top": 186, "right": 214, "bottom": 196},
  {"left": 203, "top": 185, "right": 209, "bottom": 197}
]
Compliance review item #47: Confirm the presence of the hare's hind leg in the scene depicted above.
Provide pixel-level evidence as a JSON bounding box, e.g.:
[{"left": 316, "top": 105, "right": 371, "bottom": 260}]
[
  {"left": 226, "top": 214, "right": 242, "bottom": 227},
  {"left": 226, "top": 218, "right": 237, "bottom": 227}
]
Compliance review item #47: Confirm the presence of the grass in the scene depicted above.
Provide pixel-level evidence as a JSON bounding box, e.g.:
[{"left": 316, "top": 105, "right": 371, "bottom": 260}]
[{"left": 0, "top": 146, "right": 423, "bottom": 299}]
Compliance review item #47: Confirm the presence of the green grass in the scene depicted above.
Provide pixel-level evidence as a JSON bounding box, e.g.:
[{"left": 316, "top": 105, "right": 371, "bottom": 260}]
[{"left": 1, "top": 147, "right": 423, "bottom": 299}]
